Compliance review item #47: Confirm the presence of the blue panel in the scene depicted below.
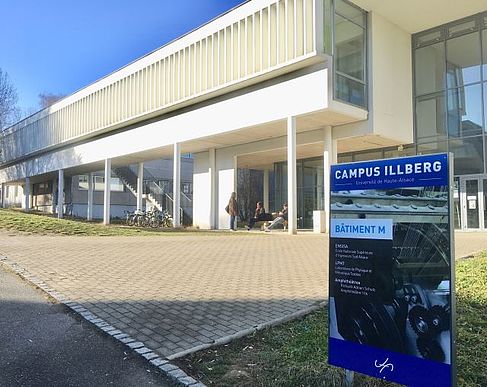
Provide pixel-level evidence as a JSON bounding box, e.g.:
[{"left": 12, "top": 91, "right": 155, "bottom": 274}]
[
  {"left": 331, "top": 153, "right": 448, "bottom": 191},
  {"left": 329, "top": 338, "right": 451, "bottom": 387}
]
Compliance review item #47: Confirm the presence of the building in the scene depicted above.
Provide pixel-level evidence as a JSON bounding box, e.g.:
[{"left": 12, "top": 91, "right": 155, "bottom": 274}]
[{"left": 1, "top": 0, "right": 486, "bottom": 232}]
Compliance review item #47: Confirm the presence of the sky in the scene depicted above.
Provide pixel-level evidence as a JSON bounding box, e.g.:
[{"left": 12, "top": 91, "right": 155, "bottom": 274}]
[{"left": 0, "top": 0, "right": 246, "bottom": 117}]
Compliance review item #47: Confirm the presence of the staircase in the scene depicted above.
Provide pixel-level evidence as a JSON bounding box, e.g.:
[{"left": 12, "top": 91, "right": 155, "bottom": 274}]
[
  {"left": 113, "top": 166, "right": 192, "bottom": 225},
  {"left": 112, "top": 166, "right": 163, "bottom": 211}
]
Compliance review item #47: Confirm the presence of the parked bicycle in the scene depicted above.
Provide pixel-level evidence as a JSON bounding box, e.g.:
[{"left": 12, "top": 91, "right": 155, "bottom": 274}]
[{"left": 124, "top": 208, "right": 172, "bottom": 228}]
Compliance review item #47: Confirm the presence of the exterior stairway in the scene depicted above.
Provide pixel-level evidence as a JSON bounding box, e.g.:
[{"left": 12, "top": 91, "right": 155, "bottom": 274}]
[
  {"left": 112, "top": 166, "right": 163, "bottom": 211},
  {"left": 113, "top": 166, "right": 192, "bottom": 225}
]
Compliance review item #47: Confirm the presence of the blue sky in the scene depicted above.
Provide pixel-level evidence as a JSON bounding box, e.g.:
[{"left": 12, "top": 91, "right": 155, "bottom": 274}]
[{"left": 0, "top": 0, "right": 246, "bottom": 116}]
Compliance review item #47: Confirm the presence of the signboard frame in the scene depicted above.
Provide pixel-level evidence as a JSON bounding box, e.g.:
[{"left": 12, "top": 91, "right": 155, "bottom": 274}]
[{"left": 328, "top": 153, "right": 456, "bottom": 387}]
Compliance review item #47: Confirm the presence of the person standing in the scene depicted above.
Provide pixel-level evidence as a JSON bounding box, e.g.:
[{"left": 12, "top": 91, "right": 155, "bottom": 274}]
[{"left": 227, "top": 192, "right": 238, "bottom": 231}]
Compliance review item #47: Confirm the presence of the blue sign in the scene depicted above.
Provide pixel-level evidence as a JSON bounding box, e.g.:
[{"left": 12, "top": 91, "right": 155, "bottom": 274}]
[
  {"left": 331, "top": 153, "right": 448, "bottom": 191},
  {"left": 328, "top": 153, "right": 454, "bottom": 387}
]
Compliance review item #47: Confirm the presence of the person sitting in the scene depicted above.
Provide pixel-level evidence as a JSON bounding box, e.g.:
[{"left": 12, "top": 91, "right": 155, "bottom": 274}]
[
  {"left": 246, "top": 201, "right": 270, "bottom": 230},
  {"left": 265, "top": 203, "right": 288, "bottom": 231}
]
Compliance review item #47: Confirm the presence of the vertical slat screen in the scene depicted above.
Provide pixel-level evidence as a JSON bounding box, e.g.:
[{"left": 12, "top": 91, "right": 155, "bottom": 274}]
[{"left": 3, "top": 0, "right": 318, "bottom": 164}]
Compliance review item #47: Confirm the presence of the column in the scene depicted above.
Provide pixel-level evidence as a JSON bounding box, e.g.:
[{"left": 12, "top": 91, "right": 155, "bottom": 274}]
[
  {"left": 323, "top": 126, "right": 336, "bottom": 233},
  {"left": 87, "top": 172, "right": 94, "bottom": 221},
  {"left": 103, "top": 159, "right": 111, "bottom": 225},
  {"left": 263, "top": 170, "right": 270, "bottom": 212},
  {"left": 209, "top": 148, "right": 217, "bottom": 229},
  {"left": 287, "top": 116, "right": 297, "bottom": 235},
  {"left": 23, "top": 177, "right": 31, "bottom": 212},
  {"left": 137, "top": 162, "right": 144, "bottom": 212},
  {"left": 1, "top": 183, "right": 5, "bottom": 209},
  {"left": 57, "top": 170, "right": 64, "bottom": 218},
  {"left": 52, "top": 179, "right": 58, "bottom": 214},
  {"left": 173, "top": 143, "right": 181, "bottom": 227}
]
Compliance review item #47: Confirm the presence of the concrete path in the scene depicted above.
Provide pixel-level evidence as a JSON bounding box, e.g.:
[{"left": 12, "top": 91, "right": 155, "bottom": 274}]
[
  {"left": 0, "top": 265, "right": 171, "bottom": 386},
  {"left": 0, "top": 230, "right": 484, "bottom": 368}
]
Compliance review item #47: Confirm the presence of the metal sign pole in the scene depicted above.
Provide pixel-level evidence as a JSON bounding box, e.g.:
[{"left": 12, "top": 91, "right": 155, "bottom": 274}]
[{"left": 345, "top": 370, "right": 354, "bottom": 387}]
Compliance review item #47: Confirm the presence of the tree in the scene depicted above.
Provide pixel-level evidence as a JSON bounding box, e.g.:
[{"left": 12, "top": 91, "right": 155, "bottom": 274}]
[
  {"left": 38, "top": 92, "right": 65, "bottom": 109},
  {"left": 0, "top": 68, "right": 20, "bottom": 130}
]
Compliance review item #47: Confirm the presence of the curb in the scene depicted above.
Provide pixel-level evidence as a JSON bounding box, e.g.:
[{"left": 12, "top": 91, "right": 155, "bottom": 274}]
[
  {"left": 0, "top": 255, "right": 205, "bottom": 387},
  {"left": 0, "top": 254, "right": 327, "bottom": 384},
  {"left": 167, "top": 300, "right": 326, "bottom": 360}
]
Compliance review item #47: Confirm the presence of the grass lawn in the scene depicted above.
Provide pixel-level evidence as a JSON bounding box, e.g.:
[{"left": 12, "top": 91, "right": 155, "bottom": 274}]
[
  {"left": 176, "top": 253, "right": 487, "bottom": 387},
  {"left": 0, "top": 209, "right": 248, "bottom": 236}
]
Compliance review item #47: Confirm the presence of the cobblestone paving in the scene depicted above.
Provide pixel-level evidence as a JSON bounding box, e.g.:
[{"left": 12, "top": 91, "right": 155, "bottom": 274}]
[{"left": 0, "top": 232, "right": 327, "bottom": 358}]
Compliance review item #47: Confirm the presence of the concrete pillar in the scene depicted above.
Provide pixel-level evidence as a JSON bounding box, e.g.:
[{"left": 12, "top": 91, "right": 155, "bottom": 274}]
[
  {"left": 57, "top": 170, "right": 64, "bottom": 218},
  {"left": 137, "top": 162, "right": 144, "bottom": 212},
  {"left": 287, "top": 116, "right": 297, "bottom": 235},
  {"left": 87, "top": 172, "right": 94, "bottom": 221},
  {"left": 209, "top": 148, "right": 217, "bottom": 229},
  {"left": 52, "top": 179, "right": 57, "bottom": 214},
  {"left": 263, "top": 170, "right": 270, "bottom": 212},
  {"left": 23, "top": 177, "right": 31, "bottom": 212},
  {"left": 103, "top": 159, "right": 111, "bottom": 225},
  {"left": 323, "top": 126, "right": 336, "bottom": 233},
  {"left": 173, "top": 143, "right": 181, "bottom": 227}
]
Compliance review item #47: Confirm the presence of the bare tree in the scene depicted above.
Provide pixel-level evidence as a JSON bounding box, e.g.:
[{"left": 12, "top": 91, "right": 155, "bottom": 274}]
[
  {"left": 38, "top": 92, "right": 65, "bottom": 109},
  {"left": 0, "top": 68, "right": 20, "bottom": 130},
  {"left": 237, "top": 168, "right": 264, "bottom": 221}
]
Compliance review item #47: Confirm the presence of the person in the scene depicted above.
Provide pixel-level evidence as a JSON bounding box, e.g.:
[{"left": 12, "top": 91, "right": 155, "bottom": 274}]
[
  {"left": 246, "top": 201, "right": 270, "bottom": 230},
  {"left": 227, "top": 192, "right": 238, "bottom": 231},
  {"left": 265, "top": 203, "right": 288, "bottom": 231}
]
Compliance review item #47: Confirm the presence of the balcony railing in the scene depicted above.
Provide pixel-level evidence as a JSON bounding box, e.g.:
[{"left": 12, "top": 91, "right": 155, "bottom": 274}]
[{"left": 1, "top": 0, "right": 322, "bottom": 166}]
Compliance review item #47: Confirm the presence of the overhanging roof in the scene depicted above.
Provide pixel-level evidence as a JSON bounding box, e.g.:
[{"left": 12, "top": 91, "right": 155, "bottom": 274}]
[{"left": 351, "top": 0, "right": 486, "bottom": 33}]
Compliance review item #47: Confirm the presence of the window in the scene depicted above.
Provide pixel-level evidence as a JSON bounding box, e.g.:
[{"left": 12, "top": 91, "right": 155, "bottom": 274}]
[
  {"left": 416, "top": 92, "right": 447, "bottom": 142},
  {"left": 79, "top": 175, "right": 124, "bottom": 192},
  {"left": 413, "top": 12, "right": 487, "bottom": 175},
  {"left": 182, "top": 182, "right": 192, "bottom": 194},
  {"left": 414, "top": 43, "right": 445, "bottom": 96},
  {"left": 333, "top": 0, "right": 367, "bottom": 108}
]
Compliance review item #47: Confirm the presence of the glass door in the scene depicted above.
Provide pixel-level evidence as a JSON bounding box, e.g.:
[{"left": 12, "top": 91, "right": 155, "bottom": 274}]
[{"left": 460, "top": 177, "right": 484, "bottom": 230}]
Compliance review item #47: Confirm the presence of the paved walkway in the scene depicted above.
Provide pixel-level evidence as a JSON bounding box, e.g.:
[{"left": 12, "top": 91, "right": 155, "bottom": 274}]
[
  {"left": 0, "top": 230, "right": 484, "bottom": 363},
  {"left": 0, "top": 232, "right": 326, "bottom": 359}
]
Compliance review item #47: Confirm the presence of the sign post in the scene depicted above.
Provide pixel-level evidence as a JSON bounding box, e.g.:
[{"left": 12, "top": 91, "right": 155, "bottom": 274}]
[{"left": 328, "top": 153, "right": 455, "bottom": 387}]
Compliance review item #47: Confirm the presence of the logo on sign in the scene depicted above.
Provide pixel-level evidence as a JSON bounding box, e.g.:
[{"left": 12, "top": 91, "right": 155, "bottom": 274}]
[{"left": 374, "top": 358, "right": 394, "bottom": 374}]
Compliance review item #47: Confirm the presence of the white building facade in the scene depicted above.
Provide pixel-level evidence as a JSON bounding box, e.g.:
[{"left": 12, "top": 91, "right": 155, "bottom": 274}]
[{"left": 1, "top": 0, "right": 486, "bottom": 232}]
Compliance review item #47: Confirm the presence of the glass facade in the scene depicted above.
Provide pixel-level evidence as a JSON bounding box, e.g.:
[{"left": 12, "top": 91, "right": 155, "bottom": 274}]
[
  {"left": 413, "top": 12, "right": 487, "bottom": 176},
  {"left": 333, "top": 0, "right": 367, "bottom": 108},
  {"left": 274, "top": 157, "right": 324, "bottom": 229}
]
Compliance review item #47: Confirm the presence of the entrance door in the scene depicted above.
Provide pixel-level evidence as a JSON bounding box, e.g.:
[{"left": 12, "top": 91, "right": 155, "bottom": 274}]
[{"left": 460, "top": 177, "right": 485, "bottom": 230}]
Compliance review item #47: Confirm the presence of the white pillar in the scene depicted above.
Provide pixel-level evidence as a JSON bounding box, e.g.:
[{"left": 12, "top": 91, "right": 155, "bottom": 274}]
[
  {"left": 87, "top": 172, "right": 94, "bottom": 221},
  {"left": 173, "top": 143, "right": 181, "bottom": 227},
  {"left": 263, "top": 170, "right": 270, "bottom": 212},
  {"left": 52, "top": 179, "right": 57, "bottom": 214},
  {"left": 287, "top": 116, "right": 297, "bottom": 235},
  {"left": 1, "top": 183, "right": 5, "bottom": 209},
  {"left": 137, "top": 163, "right": 144, "bottom": 212},
  {"left": 323, "top": 126, "right": 336, "bottom": 233},
  {"left": 57, "top": 170, "right": 64, "bottom": 218},
  {"left": 23, "top": 177, "right": 31, "bottom": 212},
  {"left": 209, "top": 148, "right": 217, "bottom": 229},
  {"left": 103, "top": 159, "right": 111, "bottom": 225}
]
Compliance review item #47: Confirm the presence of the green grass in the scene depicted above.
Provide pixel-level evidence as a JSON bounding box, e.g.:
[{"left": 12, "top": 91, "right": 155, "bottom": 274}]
[
  {"left": 0, "top": 208, "right": 238, "bottom": 236},
  {"left": 176, "top": 253, "right": 487, "bottom": 387}
]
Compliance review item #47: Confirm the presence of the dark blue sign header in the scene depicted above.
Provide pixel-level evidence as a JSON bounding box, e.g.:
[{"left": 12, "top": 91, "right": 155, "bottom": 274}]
[{"left": 331, "top": 153, "right": 448, "bottom": 191}]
